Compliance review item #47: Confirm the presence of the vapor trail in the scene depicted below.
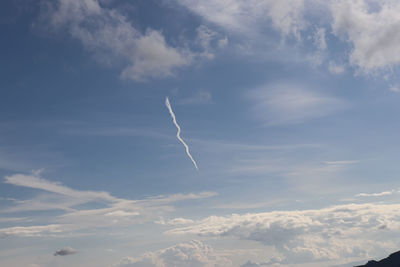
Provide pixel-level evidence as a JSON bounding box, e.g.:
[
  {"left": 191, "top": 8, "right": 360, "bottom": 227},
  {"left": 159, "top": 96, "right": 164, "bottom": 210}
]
[{"left": 165, "top": 97, "right": 198, "bottom": 170}]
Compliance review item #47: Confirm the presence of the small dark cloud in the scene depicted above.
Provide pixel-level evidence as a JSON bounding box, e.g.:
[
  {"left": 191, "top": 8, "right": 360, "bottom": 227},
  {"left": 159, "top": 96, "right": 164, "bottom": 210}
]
[{"left": 54, "top": 247, "right": 77, "bottom": 256}]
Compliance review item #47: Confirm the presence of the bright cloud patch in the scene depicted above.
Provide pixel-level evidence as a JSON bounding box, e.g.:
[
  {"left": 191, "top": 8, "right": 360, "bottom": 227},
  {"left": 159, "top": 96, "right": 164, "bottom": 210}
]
[
  {"left": 331, "top": 0, "right": 400, "bottom": 71},
  {"left": 356, "top": 191, "right": 394, "bottom": 197},
  {"left": 176, "top": 0, "right": 400, "bottom": 78},
  {"left": 248, "top": 84, "right": 348, "bottom": 125},
  {"left": 0, "top": 224, "right": 63, "bottom": 238},
  {"left": 112, "top": 240, "right": 231, "bottom": 267},
  {"left": 168, "top": 203, "right": 400, "bottom": 264},
  {"left": 47, "top": 0, "right": 193, "bottom": 81}
]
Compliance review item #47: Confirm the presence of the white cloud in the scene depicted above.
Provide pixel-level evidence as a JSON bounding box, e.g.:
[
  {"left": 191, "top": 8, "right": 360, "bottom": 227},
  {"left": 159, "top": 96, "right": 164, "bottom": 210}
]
[
  {"left": 356, "top": 191, "right": 394, "bottom": 197},
  {"left": 331, "top": 0, "right": 400, "bottom": 71},
  {"left": 196, "top": 25, "right": 228, "bottom": 60},
  {"left": 313, "top": 27, "right": 327, "bottom": 51},
  {"left": 167, "top": 203, "right": 400, "bottom": 265},
  {"left": 46, "top": 0, "right": 193, "bottom": 81},
  {"left": 176, "top": 0, "right": 400, "bottom": 77},
  {"left": 140, "top": 191, "right": 217, "bottom": 204},
  {"left": 307, "top": 27, "right": 328, "bottom": 66},
  {"left": 2, "top": 172, "right": 217, "bottom": 236},
  {"left": 156, "top": 217, "right": 194, "bottom": 226},
  {"left": 328, "top": 61, "right": 346, "bottom": 74},
  {"left": 104, "top": 210, "right": 140, "bottom": 217},
  {"left": 176, "top": 0, "right": 305, "bottom": 39},
  {"left": 112, "top": 240, "right": 231, "bottom": 267},
  {"left": 4, "top": 172, "right": 117, "bottom": 202},
  {"left": 44, "top": 0, "right": 400, "bottom": 80},
  {"left": 0, "top": 224, "right": 63, "bottom": 238},
  {"left": 248, "top": 84, "right": 348, "bottom": 125},
  {"left": 120, "top": 30, "right": 192, "bottom": 80}
]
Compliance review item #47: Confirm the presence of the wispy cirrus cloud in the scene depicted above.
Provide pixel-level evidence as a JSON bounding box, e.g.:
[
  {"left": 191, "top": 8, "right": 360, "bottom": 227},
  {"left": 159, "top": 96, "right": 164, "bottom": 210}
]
[
  {"left": 4, "top": 171, "right": 117, "bottom": 202},
  {"left": 356, "top": 191, "right": 395, "bottom": 197},
  {"left": 176, "top": 0, "right": 306, "bottom": 39},
  {"left": 1, "top": 171, "right": 216, "bottom": 237},
  {"left": 0, "top": 224, "right": 63, "bottom": 238}
]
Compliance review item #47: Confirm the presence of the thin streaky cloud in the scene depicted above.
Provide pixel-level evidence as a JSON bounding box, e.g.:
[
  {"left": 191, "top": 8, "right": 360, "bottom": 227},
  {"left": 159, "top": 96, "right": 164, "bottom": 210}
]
[
  {"left": 356, "top": 191, "right": 394, "bottom": 197},
  {"left": 165, "top": 97, "right": 199, "bottom": 170}
]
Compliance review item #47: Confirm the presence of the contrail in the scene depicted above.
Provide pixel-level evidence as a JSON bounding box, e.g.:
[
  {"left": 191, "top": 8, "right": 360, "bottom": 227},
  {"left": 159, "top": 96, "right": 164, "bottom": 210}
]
[{"left": 165, "top": 97, "right": 198, "bottom": 170}]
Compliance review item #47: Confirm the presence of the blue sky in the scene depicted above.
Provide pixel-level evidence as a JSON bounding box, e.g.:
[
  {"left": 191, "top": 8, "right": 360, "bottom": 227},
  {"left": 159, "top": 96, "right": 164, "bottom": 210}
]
[{"left": 2, "top": 0, "right": 400, "bottom": 266}]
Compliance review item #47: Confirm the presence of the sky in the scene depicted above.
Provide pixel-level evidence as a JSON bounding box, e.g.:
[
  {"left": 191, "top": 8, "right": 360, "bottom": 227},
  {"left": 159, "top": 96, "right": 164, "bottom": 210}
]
[{"left": 2, "top": 0, "right": 400, "bottom": 266}]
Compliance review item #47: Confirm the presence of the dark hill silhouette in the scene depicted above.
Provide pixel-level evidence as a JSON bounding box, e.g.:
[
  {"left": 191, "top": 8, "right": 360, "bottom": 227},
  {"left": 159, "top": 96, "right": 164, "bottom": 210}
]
[{"left": 355, "top": 251, "right": 400, "bottom": 267}]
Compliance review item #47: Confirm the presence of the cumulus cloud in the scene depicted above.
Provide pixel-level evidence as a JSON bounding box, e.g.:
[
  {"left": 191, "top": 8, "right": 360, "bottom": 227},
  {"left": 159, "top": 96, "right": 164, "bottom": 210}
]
[
  {"left": 248, "top": 84, "right": 348, "bottom": 125},
  {"left": 39, "top": 0, "right": 400, "bottom": 81},
  {"left": 331, "top": 0, "right": 400, "bottom": 72},
  {"left": 54, "top": 247, "right": 77, "bottom": 256},
  {"left": 45, "top": 0, "right": 194, "bottom": 81},
  {"left": 167, "top": 203, "right": 400, "bottom": 265},
  {"left": 112, "top": 240, "right": 231, "bottom": 267},
  {"left": 175, "top": 0, "right": 400, "bottom": 77}
]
